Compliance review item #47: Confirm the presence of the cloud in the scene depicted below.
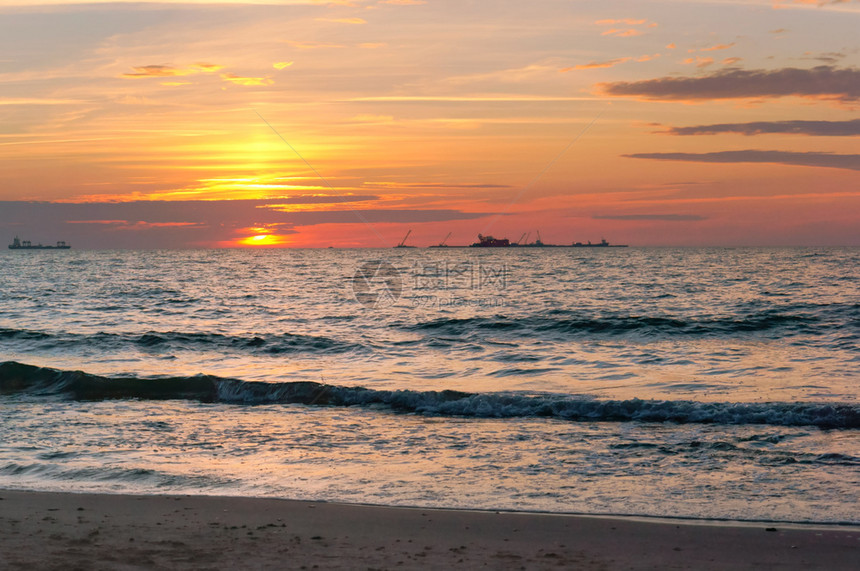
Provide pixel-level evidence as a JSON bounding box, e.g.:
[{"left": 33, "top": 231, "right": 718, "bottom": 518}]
[
  {"left": 722, "top": 57, "right": 742, "bottom": 66},
  {"left": 121, "top": 63, "right": 222, "bottom": 79},
  {"left": 683, "top": 56, "right": 715, "bottom": 69},
  {"left": 367, "top": 182, "right": 512, "bottom": 189},
  {"left": 379, "top": 0, "right": 425, "bottom": 4},
  {"left": 592, "top": 214, "right": 706, "bottom": 221},
  {"left": 0, "top": 199, "right": 491, "bottom": 249},
  {"left": 773, "top": 0, "right": 856, "bottom": 6},
  {"left": 624, "top": 150, "right": 860, "bottom": 171},
  {"left": 700, "top": 43, "right": 736, "bottom": 52},
  {"left": 601, "top": 28, "right": 642, "bottom": 37},
  {"left": 661, "top": 119, "right": 860, "bottom": 136},
  {"left": 347, "top": 95, "right": 597, "bottom": 102},
  {"left": 599, "top": 65, "right": 860, "bottom": 102},
  {"left": 804, "top": 51, "right": 847, "bottom": 64},
  {"left": 571, "top": 57, "right": 632, "bottom": 70},
  {"left": 595, "top": 17, "right": 656, "bottom": 37},
  {"left": 273, "top": 61, "right": 294, "bottom": 70},
  {"left": 67, "top": 220, "right": 204, "bottom": 229},
  {"left": 0, "top": 98, "right": 81, "bottom": 106},
  {"left": 220, "top": 73, "right": 273, "bottom": 86},
  {"left": 0, "top": 0, "right": 364, "bottom": 4}
]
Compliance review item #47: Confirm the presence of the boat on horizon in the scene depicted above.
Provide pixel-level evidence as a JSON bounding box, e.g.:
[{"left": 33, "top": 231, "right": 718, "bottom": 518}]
[
  {"left": 469, "top": 234, "right": 626, "bottom": 248},
  {"left": 8, "top": 237, "right": 71, "bottom": 250},
  {"left": 570, "top": 238, "right": 627, "bottom": 248},
  {"left": 394, "top": 230, "right": 416, "bottom": 248},
  {"left": 428, "top": 231, "right": 453, "bottom": 248},
  {"left": 470, "top": 234, "right": 510, "bottom": 247}
]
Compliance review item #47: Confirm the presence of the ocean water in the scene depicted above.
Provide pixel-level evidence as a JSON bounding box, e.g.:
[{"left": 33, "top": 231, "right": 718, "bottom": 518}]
[{"left": 1, "top": 247, "right": 858, "bottom": 524}]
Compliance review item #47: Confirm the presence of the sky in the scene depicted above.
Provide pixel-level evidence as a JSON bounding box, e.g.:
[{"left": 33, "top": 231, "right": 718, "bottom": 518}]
[{"left": 0, "top": 0, "right": 858, "bottom": 248}]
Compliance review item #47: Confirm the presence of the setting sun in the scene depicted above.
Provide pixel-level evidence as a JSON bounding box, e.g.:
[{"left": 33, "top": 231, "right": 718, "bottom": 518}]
[
  {"left": 0, "top": 1, "right": 858, "bottom": 567},
  {"left": 237, "top": 233, "right": 290, "bottom": 247},
  {"left": 1, "top": 0, "right": 856, "bottom": 248}
]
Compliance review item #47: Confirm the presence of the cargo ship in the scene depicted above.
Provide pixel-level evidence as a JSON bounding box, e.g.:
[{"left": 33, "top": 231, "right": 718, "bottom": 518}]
[
  {"left": 571, "top": 238, "right": 627, "bottom": 248},
  {"left": 469, "top": 234, "right": 625, "bottom": 248},
  {"left": 470, "top": 234, "right": 510, "bottom": 247},
  {"left": 8, "top": 237, "right": 71, "bottom": 250}
]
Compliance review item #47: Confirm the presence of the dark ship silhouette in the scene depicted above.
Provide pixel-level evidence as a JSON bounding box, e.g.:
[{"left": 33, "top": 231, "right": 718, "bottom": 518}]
[
  {"left": 8, "top": 237, "right": 71, "bottom": 250},
  {"left": 471, "top": 234, "right": 510, "bottom": 247},
  {"left": 469, "top": 234, "right": 626, "bottom": 248}
]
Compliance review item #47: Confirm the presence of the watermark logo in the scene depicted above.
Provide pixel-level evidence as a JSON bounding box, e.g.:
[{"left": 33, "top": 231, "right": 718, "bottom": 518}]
[
  {"left": 352, "top": 258, "right": 509, "bottom": 310},
  {"left": 352, "top": 260, "right": 403, "bottom": 308},
  {"left": 411, "top": 260, "right": 507, "bottom": 291},
  {"left": 408, "top": 260, "right": 508, "bottom": 309}
]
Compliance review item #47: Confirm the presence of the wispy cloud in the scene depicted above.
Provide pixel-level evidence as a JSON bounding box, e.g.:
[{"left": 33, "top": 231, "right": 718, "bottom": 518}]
[
  {"left": 367, "top": 182, "right": 512, "bottom": 189},
  {"left": 67, "top": 220, "right": 204, "bottom": 229},
  {"left": 773, "top": 0, "right": 858, "bottom": 7},
  {"left": 273, "top": 61, "right": 294, "bottom": 70},
  {"left": 661, "top": 119, "right": 860, "bottom": 136},
  {"left": 121, "top": 63, "right": 222, "bottom": 79},
  {"left": 347, "top": 95, "right": 598, "bottom": 102},
  {"left": 220, "top": 73, "right": 273, "bottom": 86},
  {"left": 601, "top": 28, "right": 642, "bottom": 37},
  {"left": 599, "top": 65, "right": 860, "bottom": 102},
  {"left": 593, "top": 214, "right": 706, "bottom": 221},
  {"left": 700, "top": 43, "right": 736, "bottom": 52},
  {"left": 570, "top": 57, "right": 632, "bottom": 70},
  {"left": 803, "top": 51, "right": 847, "bottom": 64},
  {"left": 683, "top": 56, "right": 715, "bottom": 69},
  {"left": 0, "top": 98, "right": 82, "bottom": 106},
  {"left": 594, "top": 17, "right": 657, "bottom": 38},
  {"left": 624, "top": 150, "right": 860, "bottom": 171},
  {"left": 0, "top": 199, "right": 491, "bottom": 248}
]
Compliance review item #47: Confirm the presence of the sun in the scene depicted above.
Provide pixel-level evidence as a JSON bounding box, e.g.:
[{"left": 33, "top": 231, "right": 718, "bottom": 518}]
[{"left": 237, "top": 234, "right": 290, "bottom": 247}]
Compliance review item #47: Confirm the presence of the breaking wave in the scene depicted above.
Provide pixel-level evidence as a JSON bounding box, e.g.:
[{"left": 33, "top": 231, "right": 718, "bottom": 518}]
[{"left": 2, "top": 361, "right": 857, "bottom": 429}]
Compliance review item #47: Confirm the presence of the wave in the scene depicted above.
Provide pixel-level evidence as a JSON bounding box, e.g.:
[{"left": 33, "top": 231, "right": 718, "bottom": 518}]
[
  {"left": 404, "top": 307, "right": 844, "bottom": 338},
  {"left": 2, "top": 303, "right": 855, "bottom": 358},
  {"left": 0, "top": 328, "right": 362, "bottom": 355},
  {"left": 2, "top": 361, "right": 857, "bottom": 429}
]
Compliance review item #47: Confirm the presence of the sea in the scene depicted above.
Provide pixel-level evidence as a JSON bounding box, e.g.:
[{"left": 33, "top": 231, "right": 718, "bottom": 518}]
[{"left": 1, "top": 247, "right": 858, "bottom": 524}]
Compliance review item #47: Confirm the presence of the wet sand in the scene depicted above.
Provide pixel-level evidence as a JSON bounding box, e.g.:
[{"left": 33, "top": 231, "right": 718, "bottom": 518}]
[{"left": 0, "top": 490, "right": 857, "bottom": 570}]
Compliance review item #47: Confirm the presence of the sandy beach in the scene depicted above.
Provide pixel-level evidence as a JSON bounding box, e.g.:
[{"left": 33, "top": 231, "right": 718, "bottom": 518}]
[{"left": 0, "top": 490, "right": 856, "bottom": 570}]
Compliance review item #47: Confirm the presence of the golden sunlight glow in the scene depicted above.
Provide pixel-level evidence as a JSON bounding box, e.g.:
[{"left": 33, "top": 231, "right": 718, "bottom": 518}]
[
  {"left": 2, "top": 0, "right": 858, "bottom": 247},
  {"left": 237, "top": 233, "right": 290, "bottom": 247}
]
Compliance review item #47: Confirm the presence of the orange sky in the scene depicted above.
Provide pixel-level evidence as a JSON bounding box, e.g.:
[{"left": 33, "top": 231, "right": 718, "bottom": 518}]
[{"left": 0, "top": 0, "right": 858, "bottom": 247}]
